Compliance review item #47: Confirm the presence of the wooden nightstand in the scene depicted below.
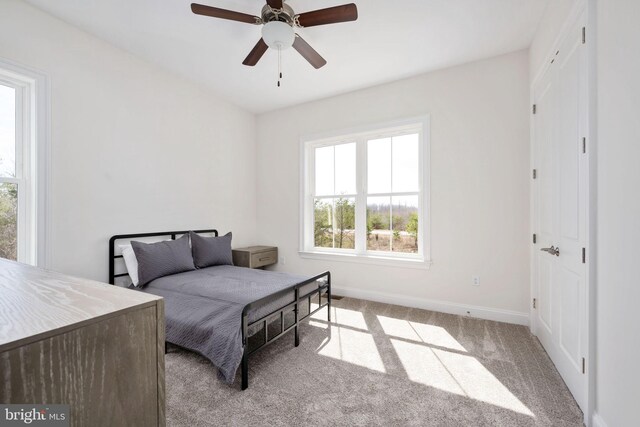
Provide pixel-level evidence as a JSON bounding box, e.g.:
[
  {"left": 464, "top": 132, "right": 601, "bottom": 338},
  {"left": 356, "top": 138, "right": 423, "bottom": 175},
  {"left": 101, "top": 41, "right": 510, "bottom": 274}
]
[{"left": 232, "top": 246, "right": 278, "bottom": 269}]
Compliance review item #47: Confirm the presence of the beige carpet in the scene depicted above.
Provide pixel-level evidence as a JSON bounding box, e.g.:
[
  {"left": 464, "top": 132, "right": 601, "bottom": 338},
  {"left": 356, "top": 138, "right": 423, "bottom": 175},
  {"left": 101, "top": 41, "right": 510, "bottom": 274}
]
[{"left": 166, "top": 297, "right": 583, "bottom": 426}]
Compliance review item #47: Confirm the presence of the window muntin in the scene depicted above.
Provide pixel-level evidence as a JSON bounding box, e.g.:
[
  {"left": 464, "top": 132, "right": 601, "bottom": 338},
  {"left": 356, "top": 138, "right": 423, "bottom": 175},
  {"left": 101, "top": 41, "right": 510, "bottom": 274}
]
[{"left": 303, "top": 119, "right": 429, "bottom": 262}]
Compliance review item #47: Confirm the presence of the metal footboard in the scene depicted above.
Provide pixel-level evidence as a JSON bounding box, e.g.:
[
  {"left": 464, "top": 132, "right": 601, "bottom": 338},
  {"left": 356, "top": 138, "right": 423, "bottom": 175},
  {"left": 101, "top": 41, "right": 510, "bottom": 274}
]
[{"left": 240, "top": 271, "right": 331, "bottom": 390}]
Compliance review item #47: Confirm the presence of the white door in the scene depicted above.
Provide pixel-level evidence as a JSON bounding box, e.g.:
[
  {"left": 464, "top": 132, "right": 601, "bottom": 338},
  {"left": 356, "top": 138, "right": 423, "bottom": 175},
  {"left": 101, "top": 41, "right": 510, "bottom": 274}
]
[{"left": 533, "top": 14, "right": 588, "bottom": 412}]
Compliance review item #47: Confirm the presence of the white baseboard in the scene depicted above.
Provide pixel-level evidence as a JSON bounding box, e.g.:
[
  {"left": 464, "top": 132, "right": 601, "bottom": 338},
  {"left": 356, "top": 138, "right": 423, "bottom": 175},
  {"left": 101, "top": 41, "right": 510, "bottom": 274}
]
[
  {"left": 331, "top": 286, "right": 529, "bottom": 326},
  {"left": 591, "top": 413, "right": 609, "bottom": 427}
]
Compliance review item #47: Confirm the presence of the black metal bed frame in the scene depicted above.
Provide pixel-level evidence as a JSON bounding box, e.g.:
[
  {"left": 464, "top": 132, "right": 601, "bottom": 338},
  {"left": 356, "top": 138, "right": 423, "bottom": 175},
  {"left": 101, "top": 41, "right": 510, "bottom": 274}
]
[{"left": 108, "top": 229, "right": 331, "bottom": 390}]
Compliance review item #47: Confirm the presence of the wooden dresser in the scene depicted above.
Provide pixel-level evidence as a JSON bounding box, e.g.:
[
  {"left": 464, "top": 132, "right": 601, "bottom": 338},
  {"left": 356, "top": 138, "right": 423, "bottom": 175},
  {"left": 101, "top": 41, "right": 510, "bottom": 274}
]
[{"left": 0, "top": 259, "right": 165, "bottom": 427}]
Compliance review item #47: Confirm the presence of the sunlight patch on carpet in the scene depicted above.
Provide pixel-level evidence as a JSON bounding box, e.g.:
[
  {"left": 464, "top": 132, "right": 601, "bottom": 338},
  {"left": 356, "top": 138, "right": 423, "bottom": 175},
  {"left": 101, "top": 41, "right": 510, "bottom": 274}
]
[
  {"left": 434, "top": 348, "right": 535, "bottom": 416},
  {"left": 391, "top": 338, "right": 534, "bottom": 417},
  {"left": 390, "top": 338, "right": 466, "bottom": 395},
  {"left": 377, "top": 315, "right": 467, "bottom": 352},
  {"left": 314, "top": 325, "right": 386, "bottom": 373},
  {"left": 310, "top": 304, "right": 368, "bottom": 331}
]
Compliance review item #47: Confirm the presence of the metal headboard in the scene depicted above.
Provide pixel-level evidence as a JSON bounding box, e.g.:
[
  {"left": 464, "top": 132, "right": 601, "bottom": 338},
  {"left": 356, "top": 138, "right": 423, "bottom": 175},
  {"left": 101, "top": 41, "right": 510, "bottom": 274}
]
[{"left": 108, "top": 228, "right": 218, "bottom": 285}]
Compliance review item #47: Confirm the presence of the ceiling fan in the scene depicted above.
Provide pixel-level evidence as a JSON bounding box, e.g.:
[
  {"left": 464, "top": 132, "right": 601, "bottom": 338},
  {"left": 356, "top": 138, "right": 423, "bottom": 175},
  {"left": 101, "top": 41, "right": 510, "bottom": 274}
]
[{"left": 190, "top": 1, "right": 358, "bottom": 74}]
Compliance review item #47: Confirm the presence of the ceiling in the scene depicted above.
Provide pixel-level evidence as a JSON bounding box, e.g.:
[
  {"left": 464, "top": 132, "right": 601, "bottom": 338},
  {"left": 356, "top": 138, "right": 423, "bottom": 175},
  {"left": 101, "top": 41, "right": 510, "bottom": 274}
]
[{"left": 24, "top": 0, "right": 550, "bottom": 113}]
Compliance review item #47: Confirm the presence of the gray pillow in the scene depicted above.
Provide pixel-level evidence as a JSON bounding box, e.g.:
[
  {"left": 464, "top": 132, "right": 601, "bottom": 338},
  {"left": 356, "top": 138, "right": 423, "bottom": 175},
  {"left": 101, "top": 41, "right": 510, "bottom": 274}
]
[
  {"left": 190, "top": 231, "right": 233, "bottom": 268},
  {"left": 131, "top": 234, "right": 195, "bottom": 286}
]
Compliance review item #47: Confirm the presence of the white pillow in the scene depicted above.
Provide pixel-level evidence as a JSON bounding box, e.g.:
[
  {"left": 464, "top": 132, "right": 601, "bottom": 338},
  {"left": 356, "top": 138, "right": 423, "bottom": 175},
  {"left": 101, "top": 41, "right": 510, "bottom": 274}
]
[{"left": 119, "top": 244, "right": 140, "bottom": 287}]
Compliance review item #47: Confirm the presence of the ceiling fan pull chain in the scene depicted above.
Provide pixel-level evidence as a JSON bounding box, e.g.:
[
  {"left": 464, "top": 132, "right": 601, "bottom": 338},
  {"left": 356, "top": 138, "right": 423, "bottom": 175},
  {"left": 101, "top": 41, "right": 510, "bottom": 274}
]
[{"left": 277, "top": 45, "right": 282, "bottom": 87}]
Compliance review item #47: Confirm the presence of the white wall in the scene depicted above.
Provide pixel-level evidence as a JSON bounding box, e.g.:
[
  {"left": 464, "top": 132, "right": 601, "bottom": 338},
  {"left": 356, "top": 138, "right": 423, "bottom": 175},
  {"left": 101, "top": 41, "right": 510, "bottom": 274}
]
[
  {"left": 0, "top": 0, "right": 257, "bottom": 282},
  {"left": 256, "top": 50, "right": 531, "bottom": 321},
  {"left": 594, "top": 1, "right": 640, "bottom": 425}
]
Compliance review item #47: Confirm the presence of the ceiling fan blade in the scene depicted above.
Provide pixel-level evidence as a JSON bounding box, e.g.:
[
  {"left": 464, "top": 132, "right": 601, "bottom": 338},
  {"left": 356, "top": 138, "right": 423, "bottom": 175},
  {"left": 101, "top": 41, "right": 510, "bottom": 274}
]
[
  {"left": 242, "top": 39, "right": 269, "bottom": 66},
  {"left": 293, "top": 35, "right": 327, "bottom": 69},
  {"left": 296, "top": 3, "right": 358, "bottom": 28},
  {"left": 266, "top": 0, "right": 283, "bottom": 9},
  {"left": 191, "top": 3, "right": 260, "bottom": 25}
]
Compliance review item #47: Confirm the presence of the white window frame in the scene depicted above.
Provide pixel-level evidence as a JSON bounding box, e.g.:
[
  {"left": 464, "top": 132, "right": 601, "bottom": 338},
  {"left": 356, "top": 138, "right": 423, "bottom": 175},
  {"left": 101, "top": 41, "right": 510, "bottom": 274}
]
[
  {"left": 300, "top": 116, "right": 431, "bottom": 269},
  {"left": 0, "top": 59, "right": 50, "bottom": 267}
]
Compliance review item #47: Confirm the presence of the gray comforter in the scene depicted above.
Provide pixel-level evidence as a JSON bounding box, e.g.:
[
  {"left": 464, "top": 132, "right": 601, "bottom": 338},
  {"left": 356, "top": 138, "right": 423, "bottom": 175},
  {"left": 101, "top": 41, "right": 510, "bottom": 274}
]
[{"left": 140, "top": 265, "right": 321, "bottom": 383}]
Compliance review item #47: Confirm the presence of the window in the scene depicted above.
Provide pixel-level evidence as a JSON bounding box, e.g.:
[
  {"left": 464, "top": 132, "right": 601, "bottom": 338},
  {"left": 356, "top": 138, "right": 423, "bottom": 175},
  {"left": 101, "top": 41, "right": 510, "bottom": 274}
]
[
  {"left": 301, "top": 117, "right": 430, "bottom": 266},
  {"left": 0, "top": 62, "right": 49, "bottom": 266},
  {"left": 0, "top": 83, "right": 19, "bottom": 261}
]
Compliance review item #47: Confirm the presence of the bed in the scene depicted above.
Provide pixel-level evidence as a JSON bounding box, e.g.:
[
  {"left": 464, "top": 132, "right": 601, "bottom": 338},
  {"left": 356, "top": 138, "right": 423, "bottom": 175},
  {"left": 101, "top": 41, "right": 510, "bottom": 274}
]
[{"left": 108, "top": 229, "right": 331, "bottom": 390}]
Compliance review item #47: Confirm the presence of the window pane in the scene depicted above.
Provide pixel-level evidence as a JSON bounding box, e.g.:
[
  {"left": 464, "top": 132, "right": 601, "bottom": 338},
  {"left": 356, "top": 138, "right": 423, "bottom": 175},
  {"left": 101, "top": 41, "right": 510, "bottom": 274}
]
[
  {"left": 367, "top": 196, "right": 390, "bottom": 251},
  {"left": 391, "top": 195, "right": 419, "bottom": 253},
  {"left": 314, "top": 198, "right": 333, "bottom": 248},
  {"left": 315, "top": 146, "right": 334, "bottom": 196},
  {"left": 392, "top": 134, "right": 419, "bottom": 192},
  {"left": 0, "top": 182, "right": 18, "bottom": 261},
  {"left": 0, "top": 85, "right": 16, "bottom": 178},
  {"left": 314, "top": 197, "right": 355, "bottom": 249},
  {"left": 333, "top": 197, "right": 355, "bottom": 249},
  {"left": 334, "top": 143, "right": 356, "bottom": 195},
  {"left": 367, "top": 138, "right": 391, "bottom": 194}
]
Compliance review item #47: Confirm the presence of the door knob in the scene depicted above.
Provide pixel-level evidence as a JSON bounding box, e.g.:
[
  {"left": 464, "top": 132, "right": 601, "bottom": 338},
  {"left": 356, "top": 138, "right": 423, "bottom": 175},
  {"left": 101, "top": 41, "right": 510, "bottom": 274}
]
[{"left": 540, "top": 246, "right": 560, "bottom": 256}]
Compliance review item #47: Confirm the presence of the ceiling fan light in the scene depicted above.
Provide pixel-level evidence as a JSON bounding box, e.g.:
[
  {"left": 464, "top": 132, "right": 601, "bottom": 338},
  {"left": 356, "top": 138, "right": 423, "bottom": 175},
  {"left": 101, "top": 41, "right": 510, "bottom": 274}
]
[{"left": 261, "top": 21, "right": 295, "bottom": 50}]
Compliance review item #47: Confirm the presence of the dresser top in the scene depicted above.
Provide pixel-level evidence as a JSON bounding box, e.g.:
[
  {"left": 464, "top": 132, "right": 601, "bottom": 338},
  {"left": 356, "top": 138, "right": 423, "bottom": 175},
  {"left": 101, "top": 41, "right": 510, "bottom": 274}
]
[{"left": 0, "top": 259, "right": 162, "bottom": 351}]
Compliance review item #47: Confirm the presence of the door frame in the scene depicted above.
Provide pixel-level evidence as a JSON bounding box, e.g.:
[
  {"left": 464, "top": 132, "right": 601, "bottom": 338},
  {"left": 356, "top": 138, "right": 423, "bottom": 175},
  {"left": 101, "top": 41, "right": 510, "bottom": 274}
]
[{"left": 529, "top": 0, "right": 597, "bottom": 425}]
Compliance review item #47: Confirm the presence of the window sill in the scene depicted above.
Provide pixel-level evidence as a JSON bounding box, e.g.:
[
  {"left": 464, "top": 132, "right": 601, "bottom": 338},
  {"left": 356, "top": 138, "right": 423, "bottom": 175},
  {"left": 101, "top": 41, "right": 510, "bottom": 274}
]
[{"left": 298, "top": 251, "right": 432, "bottom": 270}]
